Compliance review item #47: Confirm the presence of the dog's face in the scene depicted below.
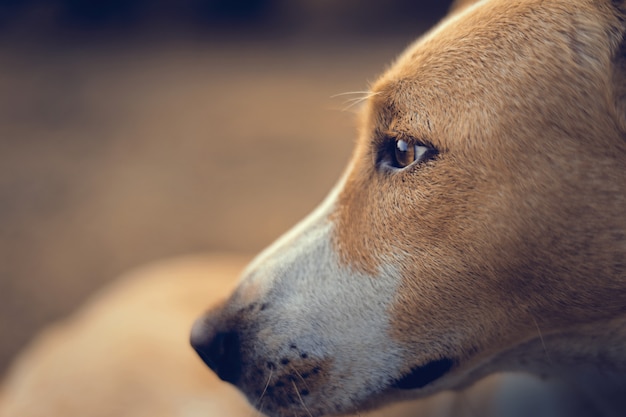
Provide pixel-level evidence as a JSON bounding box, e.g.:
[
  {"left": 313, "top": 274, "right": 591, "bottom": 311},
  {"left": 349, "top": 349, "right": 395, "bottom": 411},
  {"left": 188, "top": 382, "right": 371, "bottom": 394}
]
[{"left": 192, "top": 0, "right": 626, "bottom": 416}]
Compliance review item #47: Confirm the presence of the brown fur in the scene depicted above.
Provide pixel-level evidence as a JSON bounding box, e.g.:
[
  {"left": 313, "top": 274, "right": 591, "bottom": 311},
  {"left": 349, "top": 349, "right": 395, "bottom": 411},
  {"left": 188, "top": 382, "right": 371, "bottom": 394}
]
[
  {"left": 2, "top": 0, "right": 625, "bottom": 416},
  {"left": 184, "top": 0, "right": 625, "bottom": 414},
  {"left": 334, "top": 0, "right": 626, "bottom": 380}
]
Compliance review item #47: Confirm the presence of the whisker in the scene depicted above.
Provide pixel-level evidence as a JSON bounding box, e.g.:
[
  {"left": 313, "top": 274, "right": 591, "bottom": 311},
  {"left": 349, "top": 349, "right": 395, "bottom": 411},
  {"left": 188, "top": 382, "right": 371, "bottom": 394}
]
[
  {"left": 344, "top": 92, "right": 380, "bottom": 111},
  {"left": 251, "top": 368, "right": 274, "bottom": 417},
  {"left": 341, "top": 97, "right": 370, "bottom": 112},
  {"left": 289, "top": 365, "right": 311, "bottom": 391},
  {"left": 330, "top": 90, "right": 374, "bottom": 98},
  {"left": 329, "top": 90, "right": 381, "bottom": 113},
  {"left": 255, "top": 398, "right": 266, "bottom": 417},
  {"left": 343, "top": 97, "right": 371, "bottom": 105},
  {"left": 258, "top": 368, "right": 274, "bottom": 402},
  {"left": 291, "top": 380, "right": 314, "bottom": 417},
  {"left": 343, "top": 96, "right": 367, "bottom": 103},
  {"left": 532, "top": 316, "right": 552, "bottom": 364}
]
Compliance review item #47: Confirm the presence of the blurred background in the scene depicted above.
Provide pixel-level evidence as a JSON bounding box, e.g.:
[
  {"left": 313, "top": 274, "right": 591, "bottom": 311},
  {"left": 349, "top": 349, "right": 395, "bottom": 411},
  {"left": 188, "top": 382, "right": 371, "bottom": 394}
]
[{"left": 0, "top": 0, "right": 455, "bottom": 376}]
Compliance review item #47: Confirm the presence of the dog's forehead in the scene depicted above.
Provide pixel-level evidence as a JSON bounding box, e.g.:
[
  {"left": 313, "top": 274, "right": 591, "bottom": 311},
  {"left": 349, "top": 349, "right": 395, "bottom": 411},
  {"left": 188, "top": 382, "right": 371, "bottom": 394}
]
[
  {"left": 382, "top": 0, "right": 611, "bottom": 83},
  {"left": 366, "top": 0, "right": 615, "bottom": 148}
]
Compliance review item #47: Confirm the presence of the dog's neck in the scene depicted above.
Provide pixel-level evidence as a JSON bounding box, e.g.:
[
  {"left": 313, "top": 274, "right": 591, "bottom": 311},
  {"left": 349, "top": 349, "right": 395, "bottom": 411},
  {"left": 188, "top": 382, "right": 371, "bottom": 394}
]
[
  {"left": 447, "top": 316, "right": 626, "bottom": 415},
  {"left": 487, "top": 315, "right": 626, "bottom": 375},
  {"left": 499, "top": 316, "right": 626, "bottom": 392},
  {"left": 522, "top": 319, "right": 626, "bottom": 415}
]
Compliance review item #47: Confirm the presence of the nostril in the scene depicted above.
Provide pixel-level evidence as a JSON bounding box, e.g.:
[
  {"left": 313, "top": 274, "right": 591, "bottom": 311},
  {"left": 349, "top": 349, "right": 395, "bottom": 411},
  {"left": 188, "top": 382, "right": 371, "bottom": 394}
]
[
  {"left": 209, "top": 331, "right": 242, "bottom": 385},
  {"left": 191, "top": 319, "right": 242, "bottom": 385}
]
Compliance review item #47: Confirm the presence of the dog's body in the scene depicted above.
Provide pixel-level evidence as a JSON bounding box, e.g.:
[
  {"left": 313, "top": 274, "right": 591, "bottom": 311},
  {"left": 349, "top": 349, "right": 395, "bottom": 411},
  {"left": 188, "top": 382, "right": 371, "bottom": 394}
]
[
  {"left": 0, "top": 255, "right": 257, "bottom": 417},
  {"left": 1, "top": 0, "right": 625, "bottom": 416},
  {"left": 191, "top": 0, "right": 626, "bottom": 416}
]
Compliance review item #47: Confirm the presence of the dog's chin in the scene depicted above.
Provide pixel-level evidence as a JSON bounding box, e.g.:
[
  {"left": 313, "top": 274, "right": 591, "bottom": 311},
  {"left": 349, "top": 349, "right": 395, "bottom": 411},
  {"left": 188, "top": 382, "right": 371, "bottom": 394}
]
[
  {"left": 244, "top": 357, "right": 457, "bottom": 417},
  {"left": 337, "top": 357, "right": 456, "bottom": 416}
]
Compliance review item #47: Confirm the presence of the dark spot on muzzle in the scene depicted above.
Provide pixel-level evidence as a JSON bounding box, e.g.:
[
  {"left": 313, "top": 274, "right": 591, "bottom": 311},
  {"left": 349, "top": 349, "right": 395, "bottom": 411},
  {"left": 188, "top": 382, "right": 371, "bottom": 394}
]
[{"left": 392, "top": 357, "right": 454, "bottom": 390}]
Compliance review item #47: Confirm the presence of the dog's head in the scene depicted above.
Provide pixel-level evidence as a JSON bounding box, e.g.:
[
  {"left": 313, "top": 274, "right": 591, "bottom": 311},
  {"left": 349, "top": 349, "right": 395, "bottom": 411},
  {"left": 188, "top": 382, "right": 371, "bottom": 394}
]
[{"left": 191, "top": 0, "right": 626, "bottom": 416}]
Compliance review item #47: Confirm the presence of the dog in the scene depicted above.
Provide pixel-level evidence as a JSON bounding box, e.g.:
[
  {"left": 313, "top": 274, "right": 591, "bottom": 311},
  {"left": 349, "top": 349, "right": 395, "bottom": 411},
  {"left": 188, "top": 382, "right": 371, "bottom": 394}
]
[
  {"left": 190, "top": 0, "right": 626, "bottom": 416},
  {"left": 2, "top": 0, "right": 624, "bottom": 416}
]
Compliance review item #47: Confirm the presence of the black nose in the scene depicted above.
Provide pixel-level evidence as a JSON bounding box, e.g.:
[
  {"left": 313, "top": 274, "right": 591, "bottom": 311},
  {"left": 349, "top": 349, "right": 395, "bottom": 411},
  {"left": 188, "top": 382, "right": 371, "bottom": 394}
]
[{"left": 190, "top": 317, "right": 242, "bottom": 385}]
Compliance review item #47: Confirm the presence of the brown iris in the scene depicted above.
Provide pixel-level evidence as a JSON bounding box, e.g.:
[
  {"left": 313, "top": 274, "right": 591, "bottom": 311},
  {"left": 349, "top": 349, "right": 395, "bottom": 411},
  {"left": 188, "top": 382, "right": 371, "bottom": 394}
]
[
  {"left": 394, "top": 138, "right": 433, "bottom": 169},
  {"left": 394, "top": 139, "right": 416, "bottom": 168}
]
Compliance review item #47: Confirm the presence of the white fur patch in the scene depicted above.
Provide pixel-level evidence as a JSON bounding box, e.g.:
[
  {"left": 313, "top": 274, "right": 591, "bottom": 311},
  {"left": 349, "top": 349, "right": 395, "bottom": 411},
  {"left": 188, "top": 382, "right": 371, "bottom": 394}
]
[{"left": 233, "top": 177, "right": 406, "bottom": 410}]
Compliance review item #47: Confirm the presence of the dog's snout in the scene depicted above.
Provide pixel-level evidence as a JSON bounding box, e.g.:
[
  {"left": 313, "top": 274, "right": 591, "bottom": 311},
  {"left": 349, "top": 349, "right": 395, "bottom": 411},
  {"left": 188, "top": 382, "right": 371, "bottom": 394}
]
[{"left": 190, "top": 316, "right": 242, "bottom": 385}]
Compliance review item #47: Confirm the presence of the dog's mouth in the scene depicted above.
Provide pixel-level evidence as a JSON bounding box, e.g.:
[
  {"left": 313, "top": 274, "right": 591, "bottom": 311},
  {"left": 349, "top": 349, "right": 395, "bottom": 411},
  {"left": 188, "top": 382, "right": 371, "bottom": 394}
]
[{"left": 391, "top": 357, "right": 455, "bottom": 390}]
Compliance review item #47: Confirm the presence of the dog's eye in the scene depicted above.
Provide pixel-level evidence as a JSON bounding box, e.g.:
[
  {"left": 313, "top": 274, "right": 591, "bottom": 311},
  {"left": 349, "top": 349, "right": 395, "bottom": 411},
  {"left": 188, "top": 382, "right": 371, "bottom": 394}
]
[{"left": 383, "top": 138, "right": 436, "bottom": 170}]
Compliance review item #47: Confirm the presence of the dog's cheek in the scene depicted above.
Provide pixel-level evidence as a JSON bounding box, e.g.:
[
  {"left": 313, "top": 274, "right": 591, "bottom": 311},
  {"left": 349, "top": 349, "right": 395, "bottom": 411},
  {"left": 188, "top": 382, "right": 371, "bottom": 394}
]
[
  {"left": 330, "top": 154, "right": 524, "bottom": 370},
  {"left": 389, "top": 269, "right": 509, "bottom": 362}
]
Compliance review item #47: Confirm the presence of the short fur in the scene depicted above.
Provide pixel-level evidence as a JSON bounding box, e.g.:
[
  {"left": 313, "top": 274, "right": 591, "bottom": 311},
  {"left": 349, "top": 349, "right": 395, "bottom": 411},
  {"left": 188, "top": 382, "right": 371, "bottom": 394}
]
[
  {"left": 191, "top": 0, "right": 626, "bottom": 416},
  {"left": 1, "top": 1, "right": 624, "bottom": 416}
]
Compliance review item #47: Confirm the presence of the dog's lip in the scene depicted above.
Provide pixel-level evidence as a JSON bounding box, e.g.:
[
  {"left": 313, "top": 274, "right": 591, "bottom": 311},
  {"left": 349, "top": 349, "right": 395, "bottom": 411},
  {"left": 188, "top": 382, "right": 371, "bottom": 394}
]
[{"left": 390, "top": 357, "right": 455, "bottom": 390}]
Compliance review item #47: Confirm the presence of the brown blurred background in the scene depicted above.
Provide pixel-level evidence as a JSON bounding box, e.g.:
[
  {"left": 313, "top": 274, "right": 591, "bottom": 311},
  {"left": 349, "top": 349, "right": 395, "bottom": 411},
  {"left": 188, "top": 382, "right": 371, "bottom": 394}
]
[{"left": 0, "top": 0, "right": 454, "bottom": 376}]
